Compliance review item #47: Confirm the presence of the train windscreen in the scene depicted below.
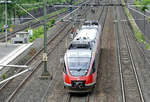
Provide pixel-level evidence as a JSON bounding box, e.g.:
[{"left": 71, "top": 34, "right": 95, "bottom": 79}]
[{"left": 67, "top": 57, "right": 90, "bottom": 70}]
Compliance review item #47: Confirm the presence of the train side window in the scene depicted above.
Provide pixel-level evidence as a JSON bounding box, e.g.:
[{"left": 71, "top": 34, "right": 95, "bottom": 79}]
[{"left": 63, "top": 63, "right": 67, "bottom": 74}]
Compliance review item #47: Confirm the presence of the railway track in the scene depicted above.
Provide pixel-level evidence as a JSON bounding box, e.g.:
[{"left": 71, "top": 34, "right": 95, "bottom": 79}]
[{"left": 114, "top": 1, "right": 145, "bottom": 102}]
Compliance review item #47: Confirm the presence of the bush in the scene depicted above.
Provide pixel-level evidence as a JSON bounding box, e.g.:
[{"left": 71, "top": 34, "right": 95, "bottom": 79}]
[
  {"left": 29, "top": 26, "right": 44, "bottom": 42},
  {"left": 47, "top": 19, "right": 56, "bottom": 28}
]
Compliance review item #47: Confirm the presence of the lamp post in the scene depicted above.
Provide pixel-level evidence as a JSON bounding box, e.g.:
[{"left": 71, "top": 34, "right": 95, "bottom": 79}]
[{"left": 40, "top": 0, "right": 51, "bottom": 79}]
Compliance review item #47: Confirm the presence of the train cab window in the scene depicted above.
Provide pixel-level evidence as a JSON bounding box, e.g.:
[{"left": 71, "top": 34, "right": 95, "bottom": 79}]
[{"left": 68, "top": 57, "right": 90, "bottom": 70}]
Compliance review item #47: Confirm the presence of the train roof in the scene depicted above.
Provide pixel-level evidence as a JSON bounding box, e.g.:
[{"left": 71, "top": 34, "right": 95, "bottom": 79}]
[
  {"left": 74, "top": 27, "right": 98, "bottom": 41},
  {"left": 65, "top": 21, "right": 100, "bottom": 59}
]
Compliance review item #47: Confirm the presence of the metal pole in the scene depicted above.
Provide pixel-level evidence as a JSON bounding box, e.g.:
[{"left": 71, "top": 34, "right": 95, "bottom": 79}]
[
  {"left": 144, "top": 11, "right": 145, "bottom": 35},
  {"left": 40, "top": 0, "right": 51, "bottom": 79},
  {"left": 5, "top": 0, "right": 8, "bottom": 47}
]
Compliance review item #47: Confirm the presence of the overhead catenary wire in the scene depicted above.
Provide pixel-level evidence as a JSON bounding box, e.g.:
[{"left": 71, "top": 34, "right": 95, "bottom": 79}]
[{"left": 15, "top": 3, "right": 41, "bottom": 23}]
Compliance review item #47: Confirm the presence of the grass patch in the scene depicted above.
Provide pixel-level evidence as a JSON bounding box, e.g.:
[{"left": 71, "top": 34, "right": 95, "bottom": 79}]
[
  {"left": 29, "top": 26, "right": 44, "bottom": 42},
  {"left": 134, "top": 29, "right": 145, "bottom": 43},
  {"left": 122, "top": 0, "right": 150, "bottom": 50}
]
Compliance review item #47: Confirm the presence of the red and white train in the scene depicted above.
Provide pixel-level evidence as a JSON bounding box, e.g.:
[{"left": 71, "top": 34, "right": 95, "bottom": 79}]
[{"left": 63, "top": 21, "right": 101, "bottom": 92}]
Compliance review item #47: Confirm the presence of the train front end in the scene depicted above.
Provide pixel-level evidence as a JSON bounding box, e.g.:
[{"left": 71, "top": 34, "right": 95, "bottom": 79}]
[{"left": 63, "top": 49, "right": 96, "bottom": 93}]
